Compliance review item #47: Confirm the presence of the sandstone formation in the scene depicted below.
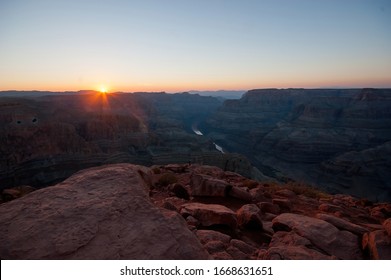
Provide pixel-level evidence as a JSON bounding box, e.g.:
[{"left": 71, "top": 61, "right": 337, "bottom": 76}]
[
  {"left": 1, "top": 163, "right": 390, "bottom": 259},
  {"left": 0, "top": 164, "right": 209, "bottom": 259},
  {"left": 272, "top": 213, "right": 362, "bottom": 259},
  {"left": 181, "top": 203, "right": 237, "bottom": 228}
]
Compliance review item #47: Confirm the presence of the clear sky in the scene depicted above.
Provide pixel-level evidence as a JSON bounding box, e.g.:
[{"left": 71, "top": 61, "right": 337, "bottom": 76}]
[{"left": 0, "top": 0, "right": 390, "bottom": 92}]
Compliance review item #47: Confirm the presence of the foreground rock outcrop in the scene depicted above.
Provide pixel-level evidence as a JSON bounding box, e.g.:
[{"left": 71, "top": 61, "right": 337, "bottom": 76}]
[
  {"left": 1, "top": 163, "right": 390, "bottom": 259},
  {"left": 0, "top": 164, "right": 209, "bottom": 259}
]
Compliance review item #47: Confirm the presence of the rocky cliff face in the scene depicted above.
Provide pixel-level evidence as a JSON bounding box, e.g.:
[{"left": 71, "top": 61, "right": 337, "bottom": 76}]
[
  {"left": 204, "top": 88, "right": 391, "bottom": 202},
  {"left": 1, "top": 163, "right": 390, "bottom": 259},
  {"left": 0, "top": 92, "right": 260, "bottom": 188}
]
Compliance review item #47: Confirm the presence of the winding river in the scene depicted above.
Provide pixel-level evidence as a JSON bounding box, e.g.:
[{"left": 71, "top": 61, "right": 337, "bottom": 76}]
[{"left": 191, "top": 125, "right": 224, "bottom": 154}]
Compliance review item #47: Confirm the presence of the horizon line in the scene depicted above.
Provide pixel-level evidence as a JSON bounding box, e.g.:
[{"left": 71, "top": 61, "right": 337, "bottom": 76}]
[{"left": 1, "top": 86, "right": 391, "bottom": 94}]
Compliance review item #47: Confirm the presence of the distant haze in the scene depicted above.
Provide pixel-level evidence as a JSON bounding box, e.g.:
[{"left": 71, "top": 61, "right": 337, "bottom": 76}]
[{"left": 0, "top": 0, "right": 390, "bottom": 92}]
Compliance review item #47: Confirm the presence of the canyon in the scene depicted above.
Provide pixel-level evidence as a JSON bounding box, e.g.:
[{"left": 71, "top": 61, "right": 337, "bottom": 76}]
[
  {"left": 1, "top": 88, "right": 391, "bottom": 260},
  {"left": 1, "top": 88, "right": 391, "bottom": 203},
  {"left": 203, "top": 88, "right": 391, "bottom": 202},
  {"left": 0, "top": 91, "right": 263, "bottom": 189}
]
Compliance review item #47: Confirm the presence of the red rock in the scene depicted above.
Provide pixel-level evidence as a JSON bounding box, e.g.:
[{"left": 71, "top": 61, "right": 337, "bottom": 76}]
[
  {"left": 212, "top": 251, "right": 233, "bottom": 260},
  {"left": 228, "top": 186, "right": 252, "bottom": 201},
  {"left": 1, "top": 185, "right": 35, "bottom": 202},
  {"left": 362, "top": 230, "right": 391, "bottom": 260},
  {"left": 237, "top": 204, "right": 263, "bottom": 229},
  {"left": 275, "top": 189, "right": 296, "bottom": 198},
  {"left": 263, "top": 231, "right": 335, "bottom": 260},
  {"left": 162, "top": 197, "right": 186, "bottom": 212},
  {"left": 170, "top": 183, "right": 190, "bottom": 200},
  {"left": 316, "top": 214, "right": 368, "bottom": 235},
  {"left": 383, "top": 218, "right": 391, "bottom": 237},
  {"left": 0, "top": 164, "right": 209, "bottom": 259},
  {"left": 262, "top": 213, "right": 277, "bottom": 221},
  {"left": 226, "top": 246, "right": 249, "bottom": 259},
  {"left": 181, "top": 203, "right": 237, "bottom": 228},
  {"left": 164, "top": 164, "right": 188, "bottom": 173},
  {"left": 272, "top": 213, "right": 362, "bottom": 259},
  {"left": 190, "top": 174, "right": 231, "bottom": 197},
  {"left": 371, "top": 204, "right": 391, "bottom": 219},
  {"left": 250, "top": 187, "right": 268, "bottom": 202},
  {"left": 258, "top": 202, "right": 280, "bottom": 215},
  {"left": 195, "top": 230, "right": 231, "bottom": 245},
  {"left": 263, "top": 245, "right": 334, "bottom": 260},
  {"left": 270, "top": 230, "right": 312, "bottom": 247},
  {"left": 186, "top": 216, "right": 199, "bottom": 227},
  {"left": 262, "top": 221, "right": 275, "bottom": 235},
  {"left": 359, "top": 223, "right": 384, "bottom": 231},
  {"left": 272, "top": 198, "right": 292, "bottom": 211},
  {"left": 204, "top": 241, "right": 227, "bottom": 254},
  {"left": 163, "top": 200, "right": 178, "bottom": 211},
  {"left": 264, "top": 231, "right": 334, "bottom": 260},
  {"left": 230, "top": 239, "right": 257, "bottom": 255},
  {"left": 256, "top": 249, "right": 268, "bottom": 259},
  {"left": 319, "top": 203, "right": 343, "bottom": 213}
]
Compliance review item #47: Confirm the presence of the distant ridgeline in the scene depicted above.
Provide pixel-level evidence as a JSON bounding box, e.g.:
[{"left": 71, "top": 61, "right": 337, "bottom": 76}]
[{"left": 1, "top": 88, "right": 391, "bottom": 202}]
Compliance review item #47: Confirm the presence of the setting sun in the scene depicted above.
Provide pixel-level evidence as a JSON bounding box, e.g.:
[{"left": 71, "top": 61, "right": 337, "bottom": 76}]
[{"left": 99, "top": 86, "right": 108, "bottom": 94}]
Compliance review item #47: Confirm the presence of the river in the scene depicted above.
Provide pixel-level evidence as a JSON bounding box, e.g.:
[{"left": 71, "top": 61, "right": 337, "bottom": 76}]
[{"left": 191, "top": 125, "right": 224, "bottom": 154}]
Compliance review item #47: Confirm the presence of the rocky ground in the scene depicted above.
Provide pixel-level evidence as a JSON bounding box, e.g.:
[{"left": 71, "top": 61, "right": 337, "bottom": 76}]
[{"left": 1, "top": 163, "right": 390, "bottom": 259}]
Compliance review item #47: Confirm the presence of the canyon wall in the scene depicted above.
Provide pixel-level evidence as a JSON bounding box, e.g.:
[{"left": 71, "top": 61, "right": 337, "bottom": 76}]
[
  {"left": 0, "top": 92, "right": 261, "bottom": 188},
  {"left": 204, "top": 88, "right": 391, "bottom": 201}
]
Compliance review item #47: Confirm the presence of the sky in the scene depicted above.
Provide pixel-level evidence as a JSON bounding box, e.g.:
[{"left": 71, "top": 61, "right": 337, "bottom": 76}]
[{"left": 0, "top": 0, "right": 390, "bottom": 92}]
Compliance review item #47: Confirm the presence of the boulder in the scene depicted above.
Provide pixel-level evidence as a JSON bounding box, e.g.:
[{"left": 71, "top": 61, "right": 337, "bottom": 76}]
[
  {"left": 181, "top": 203, "right": 237, "bottom": 228},
  {"left": 262, "top": 221, "right": 275, "bottom": 235},
  {"left": 383, "top": 218, "right": 391, "bottom": 237},
  {"left": 226, "top": 246, "right": 249, "bottom": 259},
  {"left": 236, "top": 204, "right": 263, "bottom": 229},
  {"left": 170, "top": 183, "right": 190, "bottom": 200},
  {"left": 275, "top": 189, "right": 296, "bottom": 198},
  {"left": 272, "top": 213, "right": 362, "bottom": 259},
  {"left": 264, "top": 231, "right": 334, "bottom": 260},
  {"left": 195, "top": 230, "right": 232, "bottom": 259},
  {"left": 263, "top": 246, "right": 334, "bottom": 260},
  {"left": 0, "top": 164, "right": 209, "bottom": 260},
  {"left": 195, "top": 230, "right": 231, "bottom": 245},
  {"left": 164, "top": 164, "right": 188, "bottom": 173},
  {"left": 1, "top": 185, "right": 36, "bottom": 202},
  {"left": 230, "top": 239, "right": 257, "bottom": 255},
  {"left": 190, "top": 174, "right": 231, "bottom": 197},
  {"left": 272, "top": 198, "right": 292, "bottom": 211},
  {"left": 162, "top": 197, "right": 186, "bottom": 212},
  {"left": 250, "top": 187, "right": 268, "bottom": 202},
  {"left": 318, "top": 203, "right": 343, "bottom": 213},
  {"left": 258, "top": 202, "right": 280, "bottom": 215},
  {"left": 362, "top": 230, "right": 391, "bottom": 260},
  {"left": 371, "top": 204, "right": 391, "bottom": 219},
  {"left": 228, "top": 186, "right": 252, "bottom": 201},
  {"left": 212, "top": 251, "right": 233, "bottom": 260},
  {"left": 316, "top": 214, "right": 369, "bottom": 236},
  {"left": 204, "top": 241, "right": 227, "bottom": 254}
]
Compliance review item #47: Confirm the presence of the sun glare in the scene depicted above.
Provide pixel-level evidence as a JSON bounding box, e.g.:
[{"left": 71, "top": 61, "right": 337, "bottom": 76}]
[{"left": 99, "top": 86, "right": 108, "bottom": 94}]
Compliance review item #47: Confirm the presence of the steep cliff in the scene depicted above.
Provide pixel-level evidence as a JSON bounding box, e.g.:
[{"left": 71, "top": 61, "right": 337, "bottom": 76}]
[
  {"left": 204, "top": 88, "right": 391, "bottom": 201},
  {"left": 0, "top": 91, "right": 260, "bottom": 188}
]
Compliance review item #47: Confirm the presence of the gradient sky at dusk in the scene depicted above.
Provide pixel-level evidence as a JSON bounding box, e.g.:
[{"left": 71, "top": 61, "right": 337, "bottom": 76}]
[{"left": 0, "top": 0, "right": 390, "bottom": 92}]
